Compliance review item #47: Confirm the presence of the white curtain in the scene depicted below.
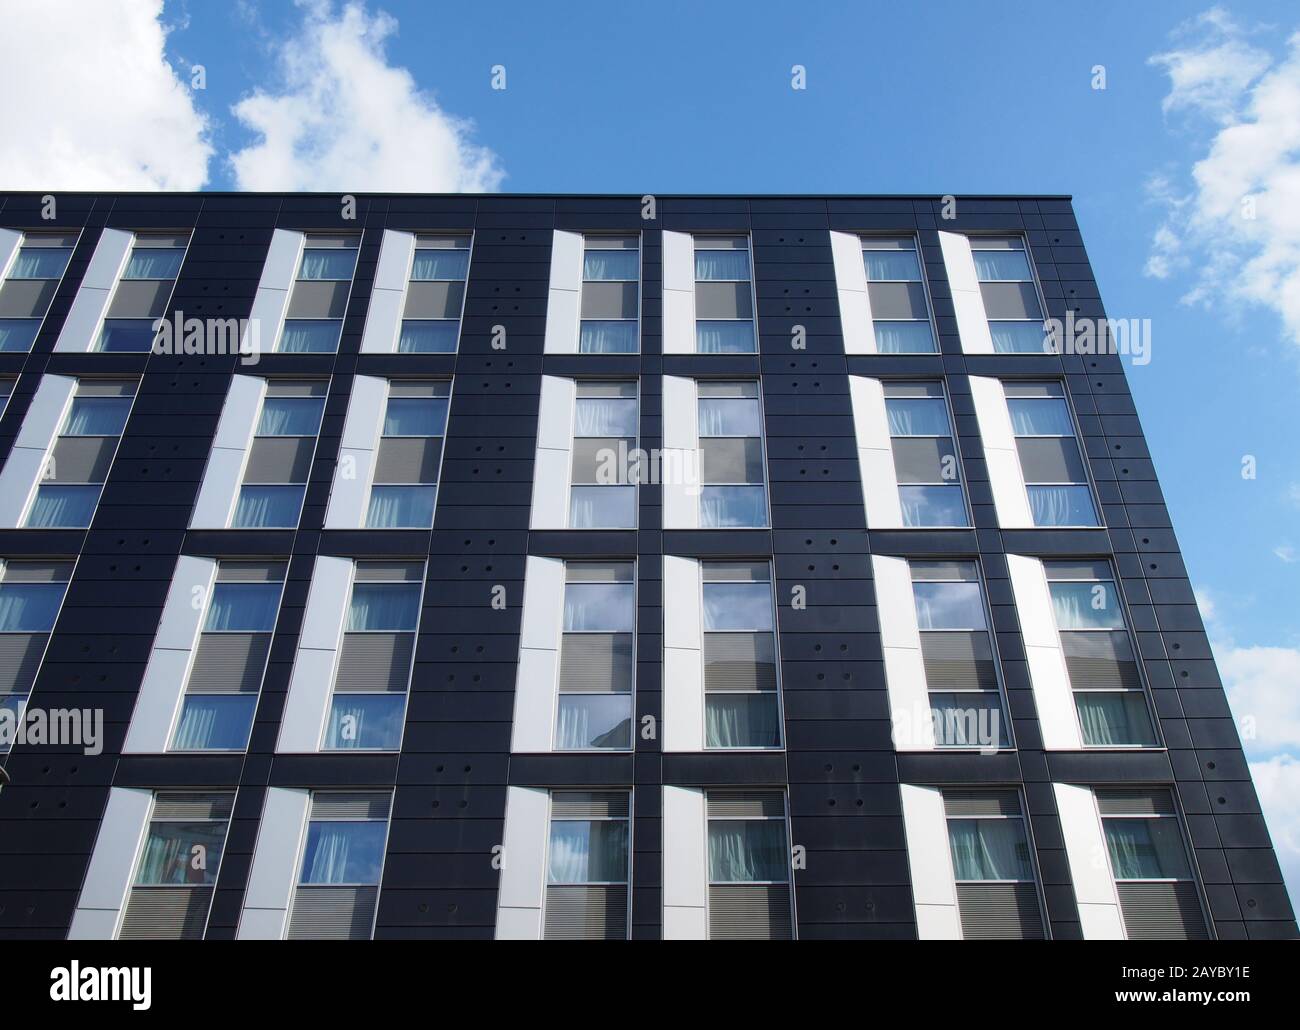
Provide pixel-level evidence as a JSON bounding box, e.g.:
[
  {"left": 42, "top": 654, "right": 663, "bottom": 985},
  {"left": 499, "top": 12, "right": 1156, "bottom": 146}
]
[{"left": 948, "top": 819, "right": 1031, "bottom": 880}]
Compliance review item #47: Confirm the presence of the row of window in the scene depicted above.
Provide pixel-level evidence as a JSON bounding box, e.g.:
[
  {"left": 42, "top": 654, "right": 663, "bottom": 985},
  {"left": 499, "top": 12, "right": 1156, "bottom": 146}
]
[
  {"left": 0, "top": 548, "right": 1157, "bottom": 756},
  {"left": 101, "top": 783, "right": 1204, "bottom": 940},
  {"left": 0, "top": 227, "right": 1057, "bottom": 355}
]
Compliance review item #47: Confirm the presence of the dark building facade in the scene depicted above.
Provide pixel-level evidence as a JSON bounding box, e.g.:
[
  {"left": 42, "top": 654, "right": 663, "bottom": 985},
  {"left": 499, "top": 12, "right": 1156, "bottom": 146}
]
[{"left": 0, "top": 191, "right": 1292, "bottom": 941}]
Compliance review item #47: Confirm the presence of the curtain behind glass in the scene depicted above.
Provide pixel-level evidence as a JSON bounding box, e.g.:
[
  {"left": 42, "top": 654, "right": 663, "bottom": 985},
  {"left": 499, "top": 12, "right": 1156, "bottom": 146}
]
[
  {"left": 64, "top": 397, "right": 131, "bottom": 436},
  {"left": 702, "top": 584, "right": 773, "bottom": 631},
  {"left": 574, "top": 397, "right": 636, "bottom": 437},
  {"left": 1028, "top": 485, "right": 1095, "bottom": 527},
  {"left": 700, "top": 487, "right": 766, "bottom": 528},
  {"left": 173, "top": 696, "right": 256, "bottom": 750},
  {"left": 972, "top": 250, "right": 1031, "bottom": 281},
  {"left": 694, "top": 251, "right": 749, "bottom": 280},
  {"left": 1077, "top": 691, "right": 1152, "bottom": 746},
  {"left": 279, "top": 321, "right": 340, "bottom": 353},
  {"left": 384, "top": 398, "right": 448, "bottom": 436},
  {"left": 257, "top": 398, "right": 323, "bottom": 436},
  {"left": 583, "top": 251, "right": 638, "bottom": 280},
  {"left": 579, "top": 320, "right": 638, "bottom": 353},
  {"left": 990, "top": 322, "right": 1049, "bottom": 353},
  {"left": 556, "top": 695, "right": 631, "bottom": 750},
  {"left": 706, "top": 694, "right": 779, "bottom": 748},
  {"left": 1007, "top": 398, "right": 1073, "bottom": 435},
  {"left": 912, "top": 581, "right": 985, "bottom": 630},
  {"left": 300, "top": 821, "right": 386, "bottom": 884},
  {"left": 0, "top": 320, "right": 39, "bottom": 352},
  {"left": 698, "top": 398, "right": 761, "bottom": 436},
  {"left": 297, "top": 250, "right": 356, "bottom": 280},
  {"left": 366, "top": 486, "right": 436, "bottom": 528},
  {"left": 885, "top": 398, "right": 949, "bottom": 436},
  {"left": 863, "top": 250, "right": 921, "bottom": 280},
  {"left": 136, "top": 822, "right": 224, "bottom": 885},
  {"left": 708, "top": 821, "right": 786, "bottom": 881},
  {"left": 232, "top": 486, "right": 303, "bottom": 528},
  {"left": 563, "top": 583, "right": 634, "bottom": 632},
  {"left": 0, "top": 583, "right": 63, "bottom": 631},
  {"left": 205, "top": 584, "right": 280, "bottom": 631},
  {"left": 325, "top": 695, "right": 404, "bottom": 750},
  {"left": 411, "top": 250, "right": 469, "bottom": 280},
  {"left": 696, "top": 321, "right": 755, "bottom": 353},
  {"left": 569, "top": 486, "right": 635, "bottom": 529},
  {"left": 1049, "top": 583, "right": 1124, "bottom": 629},
  {"left": 899, "top": 485, "right": 967, "bottom": 527},
  {"left": 398, "top": 320, "right": 459, "bottom": 353},
  {"left": 548, "top": 820, "right": 628, "bottom": 883},
  {"left": 348, "top": 584, "right": 420, "bottom": 631},
  {"left": 1104, "top": 819, "right": 1190, "bottom": 880},
  {"left": 873, "top": 321, "right": 936, "bottom": 353},
  {"left": 123, "top": 249, "right": 184, "bottom": 280},
  {"left": 9, "top": 248, "right": 71, "bottom": 279},
  {"left": 948, "top": 819, "right": 1032, "bottom": 880},
  {"left": 26, "top": 486, "right": 97, "bottom": 528}
]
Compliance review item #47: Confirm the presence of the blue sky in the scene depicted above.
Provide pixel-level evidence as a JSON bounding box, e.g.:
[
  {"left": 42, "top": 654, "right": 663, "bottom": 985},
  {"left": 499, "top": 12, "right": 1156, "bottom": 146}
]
[{"left": 3, "top": 0, "right": 1299, "bottom": 897}]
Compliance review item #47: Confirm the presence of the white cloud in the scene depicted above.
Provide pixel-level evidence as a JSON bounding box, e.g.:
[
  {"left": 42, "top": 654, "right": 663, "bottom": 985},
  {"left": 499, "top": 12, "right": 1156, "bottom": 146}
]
[
  {"left": 0, "top": 0, "right": 212, "bottom": 189},
  {"left": 1146, "top": 8, "right": 1300, "bottom": 346},
  {"left": 1219, "top": 643, "right": 1300, "bottom": 750},
  {"left": 1249, "top": 755, "right": 1300, "bottom": 898},
  {"left": 1194, "top": 585, "right": 1219, "bottom": 623},
  {"left": 228, "top": 0, "right": 503, "bottom": 192},
  {"left": 1274, "top": 543, "right": 1298, "bottom": 563},
  {"left": 1288, "top": 482, "right": 1300, "bottom": 507}
]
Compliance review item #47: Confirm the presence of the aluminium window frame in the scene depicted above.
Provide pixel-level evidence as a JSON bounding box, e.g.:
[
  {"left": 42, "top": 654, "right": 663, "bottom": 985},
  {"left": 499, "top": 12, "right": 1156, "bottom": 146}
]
[
  {"left": 578, "top": 232, "right": 642, "bottom": 355},
  {"left": 540, "top": 787, "right": 635, "bottom": 939},
  {"left": 693, "top": 234, "right": 758, "bottom": 355},
  {"left": 882, "top": 379, "right": 972, "bottom": 529},
  {"left": 566, "top": 378, "right": 640, "bottom": 530},
  {"left": 697, "top": 379, "right": 771, "bottom": 530},
  {"left": 859, "top": 233, "right": 940, "bottom": 355},
  {"left": 231, "top": 379, "right": 329, "bottom": 531},
  {"left": 1004, "top": 378, "right": 1105, "bottom": 530},
  {"left": 0, "top": 556, "right": 77, "bottom": 754},
  {"left": 399, "top": 231, "right": 474, "bottom": 355},
  {"left": 362, "top": 378, "right": 453, "bottom": 531},
  {"left": 277, "top": 234, "right": 361, "bottom": 354},
  {"left": 966, "top": 232, "right": 1052, "bottom": 355},
  {"left": 95, "top": 230, "right": 194, "bottom": 354},
  {"left": 703, "top": 788, "right": 797, "bottom": 939},
  {"left": 0, "top": 227, "right": 82, "bottom": 354}
]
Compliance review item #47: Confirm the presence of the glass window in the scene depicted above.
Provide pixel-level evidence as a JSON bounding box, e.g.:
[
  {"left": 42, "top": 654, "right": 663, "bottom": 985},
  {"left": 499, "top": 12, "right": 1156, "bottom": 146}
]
[
  {"left": 366, "top": 486, "right": 436, "bottom": 529},
  {"left": 25, "top": 485, "right": 99, "bottom": 528},
  {"left": 548, "top": 818, "right": 629, "bottom": 883},
  {"left": 135, "top": 820, "right": 227, "bottom": 886},
  {"left": 864, "top": 249, "right": 922, "bottom": 281},
  {"left": 1104, "top": 818, "right": 1192, "bottom": 880},
  {"left": 898, "top": 485, "right": 967, "bottom": 528},
  {"left": 885, "top": 397, "right": 950, "bottom": 436},
  {"left": 257, "top": 397, "right": 324, "bottom": 436},
  {"left": 703, "top": 582, "right": 774, "bottom": 632},
  {"left": 948, "top": 818, "right": 1034, "bottom": 881},
  {"left": 279, "top": 320, "right": 341, "bottom": 353},
  {"left": 698, "top": 396, "right": 762, "bottom": 437},
  {"left": 123, "top": 248, "right": 184, "bottom": 280},
  {"left": 569, "top": 486, "right": 636, "bottom": 529},
  {"left": 583, "top": 250, "right": 638, "bottom": 281},
  {"left": 972, "top": 250, "right": 1032, "bottom": 281},
  {"left": 97, "top": 319, "right": 157, "bottom": 352},
  {"left": 556, "top": 694, "right": 631, "bottom": 750},
  {"left": 708, "top": 819, "right": 787, "bottom": 882},
  {"left": 912, "top": 581, "right": 987, "bottom": 630},
  {"left": 410, "top": 249, "right": 469, "bottom": 281},
  {"left": 0, "top": 582, "right": 66, "bottom": 631},
  {"left": 383, "top": 397, "right": 448, "bottom": 437},
  {"left": 874, "top": 321, "right": 935, "bottom": 353},
  {"left": 695, "top": 249, "right": 750, "bottom": 281},
  {"left": 0, "top": 320, "right": 40, "bottom": 353},
  {"left": 231, "top": 485, "right": 305, "bottom": 529},
  {"left": 563, "top": 582, "right": 635, "bottom": 633},
  {"left": 574, "top": 396, "right": 636, "bottom": 437},
  {"left": 398, "top": 320, "right": 459, "bottom": 353},
  {"left": 63, "top": 396, "right": 133, "bottom": 436},
  {"left": 1007, "top": 398, "right": 1074, "bottom": 436},
  {"left": 8, "top": 247, "right": 72, "bottom": 280},
  {"left": 172, "top": 696, "right": 257, "bottom": 751},
  {"left": 299, "top": 821, "right": 386, "bottom": 884},
  {"left": 1048, "top": 580, "right": 1126, "bottom": 630},
  {"left": 204, "top": 583, "right": 281, "bottom": 632},
  {"left": 696, "top": 321, "right": 755, "bottom": 354},
  {"left": 324, "top": 694, "right": 406, "bottom": 750},
  {"left": 347, "top": 583, "right": 420, "bottom": 631},
  {"left": 298, "top": 249, "right": 357, "bottom": 281},
  {"left": 579, "top": 321, "right": 638, "bottom": 354}
]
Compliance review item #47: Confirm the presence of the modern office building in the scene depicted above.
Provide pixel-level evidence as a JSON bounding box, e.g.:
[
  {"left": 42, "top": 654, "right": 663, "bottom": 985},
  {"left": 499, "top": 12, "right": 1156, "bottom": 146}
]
[{"left": 0, "top": 191, "right": 1292, "bottom": 941}]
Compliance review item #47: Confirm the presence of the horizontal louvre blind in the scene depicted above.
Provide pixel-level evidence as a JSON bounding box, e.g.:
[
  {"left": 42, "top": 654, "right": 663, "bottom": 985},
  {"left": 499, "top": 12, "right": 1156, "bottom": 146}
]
[
  {"left": 704, "top": 633, "right": 776, "bottom": 691},
  {"left": 354, "top": 561, "right": 423, "bottom": 582},
  {"left": 559, "top": 633, "right": 632, "bottom": 692},
  {"left": 708, "top": 884, "right": 793, "bottom": 940},
  {"left": 217, "top": 561, "right": 286, "bottom": 582},
  {"left": 551, "top": 791, "right": 630, "bottom": 818},
  {"left": 187, "top": 633, "right": 270, "bottom": 693},
  {"left": 544, "top": 885, "right": 628, "bottom": 940},
  {"left": 920, "top": 632, "right": 997, "bottom": 691},
  {"left": 1117, "top": 883, "right": 1209, "bottom": 940},
  {"left": 1062, "top": 631, "right": 1141, "bottom": 689},
  {"left": 2, "top": 561, "right": 74, "bottom": 582},
  {"left": 335, "top": 633, "right": 414, "bottom": 692},
  {"left": 707, "top": 791, "right": 784, "bottom": 818},
  {"left": 244, "top": 437, "right": 314, "bottom": 483},
  {"left": 1096, "top": 789, "right": 1177, "bottom": 816},
  {"left": 0, "top": 633, "right": 45, "bottom": 694},
  {"left": 50, "top": 436, "right": 115, "bottom": 484},
  {"left": 77, "top": 379, "right": 136, "bottom": 397},
  {"left": 119, "top": 886, "right": 213, "bottom": 940},
  {"left": 943, "top": 789, "right": 1021, "bottom": 817},
  {"left": 152, "top": 792, "right": 235, "bottom": 820},
  {"left": 310, "top": 792, "right": 391, "bottom": 820},
  {"left": 956, "top": 883, "right": 1045, "bottom": 939},
  {"left": 374, "top": 437, "right": 441, "bottom": 484},
  {"left": 287, "top": 886, "right": 378, "bottom": 940}
]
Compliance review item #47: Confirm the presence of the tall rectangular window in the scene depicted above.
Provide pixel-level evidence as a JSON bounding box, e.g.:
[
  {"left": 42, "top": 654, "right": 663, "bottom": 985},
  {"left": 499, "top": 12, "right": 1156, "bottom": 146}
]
[
  {"left": 706, "top": 790, "right": 793, "bottom": 939},
  {"left": 862, "top": 236, "right": 936, "bottom": 353},
  {"left": 557, "top": 562, "right": 634, "bottom": 750},
  {"left": 703, "top": 562, "right": 781, "bottom": 749},
  {"left": 698, "top": 381, "right": 767, "bottom": 528},
  {"left": 544, "top": 791, "right": 630, "bottom": 939},
  {"left": 0, "top": 232, "right": 76, "bottom": 353},
  {"left": 119, "top": 792, "right": 234, "bottom": 939},
  {"left": 171, "top": 561, "right": 286, "bottom": 752},
  {"left": 1097, "top": 788, "right": 1208, "bottom": 939},
  {"left": 25, "top": 379, "right": 136, "bottom": 529},
  {"left": 280, "top": 235, "right": 358, "bottom": 353},
  {"left": 98, "top": 233, "right": 188, "bottom": 352},
  {"left": 569, "top": 381, "right": 637, "bottom": 528},
  {"left": 399, "top": 235, "right": 470, "bottom": 353},
  {"left": 288, "top": 792, "right": 391, "bottom": 939},
  {"left": 1045, "top": 561, "right": 1156, "bottom": 747},
  {"left": 323, "top": 561, "right": 422, "bottom": 751},
  {"left": 232, "top": 379, "right": 326, "bottom": 529},
  {"left": 884, "top": 381, "right": 968, "bottom": 526},
  {"left": 579, "top": 235, "right": 639, "bottom": 353},
  {"left": 0, "top": 560, "right": 73, "bottom": 752},
  {"left": 943, "top": 789, "right": 1045, "bottom": 938},
  {"left": 910, "top": 561, "right": 1010, "bottom": 749},
  {"left": 366, "top": 380, "right": 449, "bottom": 528},
  {"left": 970, "top": 236, "right": 1047, "bottom": 354},
  {"left": 695, "top": 236, "right": 755, "bottom": 353},
  {"left": 1005, "top": 381, "right": 1098, "bottom": 527}
]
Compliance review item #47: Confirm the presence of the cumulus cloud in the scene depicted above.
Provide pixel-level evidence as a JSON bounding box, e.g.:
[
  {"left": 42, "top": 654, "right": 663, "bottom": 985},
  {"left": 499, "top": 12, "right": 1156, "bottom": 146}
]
[
  {"left": 1219, "top": 643, "right": 1300, "bottom": 750},
  {"left": 1275, "top": 543, "right": 1298, "bottom": 563},
  {"left": 1249, "top": 755, "right": 1300, "bottom": 896},
  {"left": 1146, "top": 7, "right": 1300, "bottom": 346},
  {"left": 228, "top": 0, "right": 503, "bottom": 191},
  {"left": 0, "top": 0, "right": 212, "bottom": 189}
]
